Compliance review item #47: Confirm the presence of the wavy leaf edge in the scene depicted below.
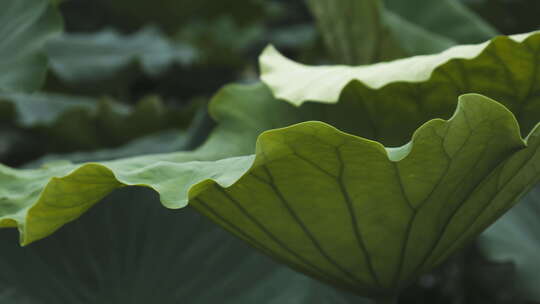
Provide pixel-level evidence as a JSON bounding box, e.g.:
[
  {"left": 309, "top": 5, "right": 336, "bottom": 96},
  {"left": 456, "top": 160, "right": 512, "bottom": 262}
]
[{"left": 1, "top": 92, "right": 536, "bottom": 247}]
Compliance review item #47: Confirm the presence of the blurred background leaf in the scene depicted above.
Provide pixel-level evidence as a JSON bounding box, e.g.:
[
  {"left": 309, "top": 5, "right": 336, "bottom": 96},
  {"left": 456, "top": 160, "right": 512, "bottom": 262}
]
[
  {"left": 0, "top": 0, "right": 62, "bottom": 92},
  {"left": 0, "top": 93, "right": 198, "bottom": 166},
  {"left": 461, "top": 0, "right": 540, "bottom": 35},
  {"left": 46, "top": 27, "right": 197, "bottom": 86},
  {"left": 479, "top": 186, "right": 540, "bottom": 302},
  {"left": 305, "top": 0, "right": 498, "bottom": 65},
  {"left": 384, "top": 0, "right": 498, "bottom": 44}
]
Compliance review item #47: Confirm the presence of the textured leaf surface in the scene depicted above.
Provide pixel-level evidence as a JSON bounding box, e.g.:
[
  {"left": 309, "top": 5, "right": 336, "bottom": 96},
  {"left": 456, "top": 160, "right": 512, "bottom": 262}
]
[
  {"left": 0, "top": 187, "right": 366, "bottom": 304},
  {"left": 479, "top": 186, "right": 540, "bottom": 301},
  {"left": 0, "top": 0, "right": 62, "bottom": 92},
  {"left": 192, "top": 95, "right": 540, "bottom": 295},
  {"left": 46, "top": 27, "right": 197, "bottom": 84},
  {"left": 2, "top": 89, "right": 539, "bottom": 296}
]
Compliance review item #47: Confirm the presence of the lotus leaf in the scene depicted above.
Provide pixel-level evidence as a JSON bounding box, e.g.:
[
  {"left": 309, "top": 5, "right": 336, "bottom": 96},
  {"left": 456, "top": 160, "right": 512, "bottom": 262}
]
[{"left": 1, "top": 31, "right": 540, "bottom": 301}]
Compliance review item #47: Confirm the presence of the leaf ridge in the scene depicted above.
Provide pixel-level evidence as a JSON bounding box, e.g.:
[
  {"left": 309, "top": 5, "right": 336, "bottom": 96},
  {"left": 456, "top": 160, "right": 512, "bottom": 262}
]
[
  {"left": 260, "top": 165, "right": 366, "bottom": 285},
  {"left": 336, "top": 147, "right": 382, "bottom": 287}
]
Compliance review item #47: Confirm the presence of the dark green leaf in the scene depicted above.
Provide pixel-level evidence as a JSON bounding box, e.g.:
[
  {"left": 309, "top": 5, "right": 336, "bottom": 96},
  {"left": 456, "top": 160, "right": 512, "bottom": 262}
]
[
  {"left": 305, "top": 0, "right": 406, "bottom": 64},
  {"left": 305, "top": 0, "right": 493, "bottom": 65},
  {"left": 0, "top": 93, "right": 195, "bottom": 151},
  {"left": 480, "top": 186, "right": 540, "bottom": 301}
]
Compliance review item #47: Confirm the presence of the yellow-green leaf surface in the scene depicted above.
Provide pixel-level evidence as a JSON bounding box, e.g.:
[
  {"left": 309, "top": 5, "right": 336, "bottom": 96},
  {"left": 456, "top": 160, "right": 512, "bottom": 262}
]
[
  {"left": 192, "top": 94, "right": 540, "bottom": 295},
  {"left": 0, "top": 0, "right": 62, "bottom": 92},
  {"left": 2, "top": 31, "right": 540, "bottom": 297}
]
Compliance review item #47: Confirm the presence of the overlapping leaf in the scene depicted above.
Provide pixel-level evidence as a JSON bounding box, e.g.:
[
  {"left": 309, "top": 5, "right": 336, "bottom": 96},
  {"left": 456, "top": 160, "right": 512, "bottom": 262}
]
[
  {"left": 192, "top": 94, "right": 540, "bottom": 294},
  {"left": 1, "top": 31, "right": 540, "bottom": 297},
  {"left": 261, "top": 31, "right": 540, "bottom": 145}
]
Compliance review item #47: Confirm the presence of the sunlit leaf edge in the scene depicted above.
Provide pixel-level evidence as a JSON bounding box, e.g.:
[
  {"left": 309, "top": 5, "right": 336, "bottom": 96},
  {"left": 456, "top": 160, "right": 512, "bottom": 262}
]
[{"left": 260, "top": 31, "right": 538, "bottom": 106}]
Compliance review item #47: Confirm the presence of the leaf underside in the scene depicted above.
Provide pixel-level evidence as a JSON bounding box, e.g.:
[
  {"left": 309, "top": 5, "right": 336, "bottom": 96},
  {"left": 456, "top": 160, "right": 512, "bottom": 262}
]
[{"left": 0, "top": 187, "right": 366, "bottom": 304}]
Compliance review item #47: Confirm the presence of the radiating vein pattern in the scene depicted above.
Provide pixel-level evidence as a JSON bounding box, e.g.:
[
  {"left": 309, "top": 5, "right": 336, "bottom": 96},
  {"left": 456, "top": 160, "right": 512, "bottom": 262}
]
[{"left": 192, "top": 94, "right": 538, "bottom": 293}]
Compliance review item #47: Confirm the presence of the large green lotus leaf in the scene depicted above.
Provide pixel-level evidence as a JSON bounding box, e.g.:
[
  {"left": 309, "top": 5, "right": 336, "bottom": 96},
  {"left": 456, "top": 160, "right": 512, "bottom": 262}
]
[
  {"left": 45, "top": 27, "right": 197, "bottom": 84},
  {"left": 0, "top": 0, "right": 62, "bottom": 92},
  {"left": 384, "top": 0, "right": 497, "bottom": 44},
  {"left": 3, "top": 31, "right": 540, "bottom": 297},
  {"left": 0, "top": 186, "right": 366, "bottom": 303},
  {"left": 192, "top": 95, "right": 540, "bottom": 296},
  {"left": 479, "top": 186, "right": 540, "bottom": 301},
  {"left": 261, "top": 31, "right": 540, "bottom": 145},
  {"left": 2, "top": 90, "right": 539, "bottom": 298},
  {"left": 0, "top": 92, "right": 194, "bottom": 151}
]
